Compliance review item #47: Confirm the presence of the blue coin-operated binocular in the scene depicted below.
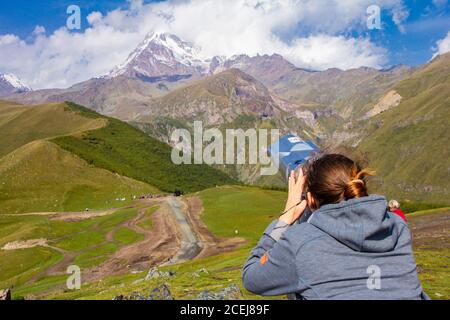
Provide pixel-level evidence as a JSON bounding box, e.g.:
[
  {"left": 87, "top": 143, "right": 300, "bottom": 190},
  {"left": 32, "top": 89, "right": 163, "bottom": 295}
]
[{"left": 268, "top": 134, "right": 320, "bottom": 180}]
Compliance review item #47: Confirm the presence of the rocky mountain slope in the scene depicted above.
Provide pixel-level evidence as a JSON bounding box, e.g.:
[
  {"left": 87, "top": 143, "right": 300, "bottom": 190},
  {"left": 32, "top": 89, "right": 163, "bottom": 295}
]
[
  {"left": 270, "top": 65, "right": 414, "bottom": 119},
  {"left": 3, "top": 33, "right": 448, "bottom": 203},
  {"left": 210, "top": 53, "right": 298, "bottom": 86},
  {"left": 5, "top": 32, "right": 409, "bottom": 127},
  {"left": 5, "top": 76, "right": 181, "bottom": 121},
  {"left": 138, "top": 68, "right": 285, "bottom": 126}
]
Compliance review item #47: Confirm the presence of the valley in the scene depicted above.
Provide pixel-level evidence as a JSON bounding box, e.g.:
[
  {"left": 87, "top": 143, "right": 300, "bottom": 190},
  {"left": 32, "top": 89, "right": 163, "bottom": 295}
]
[
  {"left": 4, "top": 33, "right": 448, "bottom": 203},
  {"left": 0, "top": 30, "right": 448, "bottom": 300},
  {"left": 0, "top": 191, "right": 246, "bottom": 298}
]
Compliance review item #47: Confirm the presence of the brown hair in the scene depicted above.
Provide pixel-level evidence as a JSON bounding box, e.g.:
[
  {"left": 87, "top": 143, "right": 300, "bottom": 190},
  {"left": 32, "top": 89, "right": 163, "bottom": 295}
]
[{"left": 305, "top": 154, "right": 374, "bottom": 207}]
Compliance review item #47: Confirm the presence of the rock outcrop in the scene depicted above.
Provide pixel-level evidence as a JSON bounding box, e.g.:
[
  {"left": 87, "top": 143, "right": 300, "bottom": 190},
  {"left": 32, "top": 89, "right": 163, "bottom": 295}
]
[
  {"left": 145, "top": 267, "right": 175, "bottom": 280},
  {"left": 0, "top": 288, "right": 11, "bottom": 300},
  {"left": 113, "top": 284, "right": 174, "bottom": 301},
  {"left": 197, "top": 284, "right": 243, "bottom": 300}
]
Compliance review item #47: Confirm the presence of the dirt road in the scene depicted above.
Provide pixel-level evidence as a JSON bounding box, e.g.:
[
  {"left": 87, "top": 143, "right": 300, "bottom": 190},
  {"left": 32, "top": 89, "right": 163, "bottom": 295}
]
[
  {"left": 84, "top": 198, "right": 180, "bottom": 281},
  {"left": 162, "top": 198, "right": 202, "bottom": 265},
  {"left": 6, "top": 196, "right": 246, "bottom": 287}
]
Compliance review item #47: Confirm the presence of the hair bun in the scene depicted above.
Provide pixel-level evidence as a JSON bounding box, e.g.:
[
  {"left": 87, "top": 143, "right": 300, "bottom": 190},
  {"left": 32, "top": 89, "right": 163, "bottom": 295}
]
[
  {"left": 305, "top": 154, "right": 375, "bottom": 206},
  {"left": 344, "top": 178, "right": 368, "bottom": 199},
  {"left": 344, "top": 167, "right": 375, "bottom": 200}
]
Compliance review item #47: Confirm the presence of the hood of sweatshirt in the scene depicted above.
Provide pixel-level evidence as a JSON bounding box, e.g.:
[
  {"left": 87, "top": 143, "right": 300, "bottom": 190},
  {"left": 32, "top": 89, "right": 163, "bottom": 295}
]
[{"left": 308, "top": 195, "right": 399, "bottom": 253}]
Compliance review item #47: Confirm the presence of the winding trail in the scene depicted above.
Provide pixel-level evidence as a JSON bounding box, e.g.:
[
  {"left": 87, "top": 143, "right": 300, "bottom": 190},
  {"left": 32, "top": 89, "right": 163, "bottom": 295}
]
[
  {"left": 4, "top": 195, "right": 245, "bottom": 289},
  {"left": 83, "top": 198, "right": 180, "bottom": 281},
  {"left": 162, "top": 197, "right": 202, "bottom": 265}
]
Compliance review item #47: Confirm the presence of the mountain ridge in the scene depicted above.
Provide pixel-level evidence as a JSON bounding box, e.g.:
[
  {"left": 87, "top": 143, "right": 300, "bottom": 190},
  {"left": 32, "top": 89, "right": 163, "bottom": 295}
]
[
  {"left": 2, "top": 34, "right": 449, "bottom": 204},
  {"left": 4, "top": 32, "right": 414, "bottom": 126},
  {"left": 0, "top": 100, "right": 236, "bottom": 214}
]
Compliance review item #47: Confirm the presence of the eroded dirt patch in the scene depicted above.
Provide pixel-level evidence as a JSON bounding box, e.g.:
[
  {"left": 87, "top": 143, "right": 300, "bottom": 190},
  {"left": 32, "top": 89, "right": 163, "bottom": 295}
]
[
  {"left": 409, "top": 209, "right": 450, "bottom": 249},
  {"left": 3, "top": 207, "right": 127, "bottom": 221},
  {"left": 1, "top": 238, "right": 48, "bottom": 250},
  {"left": 50, "top": 208, "right": 128, "bottom": 222},
  {"left": 83, "top": 199, "right": 181, "bottom": 282}
]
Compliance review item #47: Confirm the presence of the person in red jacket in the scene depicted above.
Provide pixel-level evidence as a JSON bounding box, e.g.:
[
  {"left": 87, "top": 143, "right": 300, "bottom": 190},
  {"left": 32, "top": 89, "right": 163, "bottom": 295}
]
[{"left": 389, "top": 200, "right": 407, "bottom": 222}]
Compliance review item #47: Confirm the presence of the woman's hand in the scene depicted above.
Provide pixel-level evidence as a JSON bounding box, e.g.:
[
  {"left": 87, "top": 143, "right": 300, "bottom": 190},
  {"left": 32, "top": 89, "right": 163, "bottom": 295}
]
[{"left": 280, "top": 169, "right": 307, "bottom": 225}]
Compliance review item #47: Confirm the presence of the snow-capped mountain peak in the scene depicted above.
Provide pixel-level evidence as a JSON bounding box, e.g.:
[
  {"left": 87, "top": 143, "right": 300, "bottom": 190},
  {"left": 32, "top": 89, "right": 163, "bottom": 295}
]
[
  {"left": 0, "top": 73, "right": 31, "bottom": 91},
  {"left": 105, "top": 32, "right": 298, "bottom": 85},
  {"left": 149, "top": 33, "right": 207, "bottom": 65},
  {"left": 107, "top": 32, "right": 210, "bottom": 79},
  {"left": 0, "top": 73, "right": 32, "bottom": 96}
]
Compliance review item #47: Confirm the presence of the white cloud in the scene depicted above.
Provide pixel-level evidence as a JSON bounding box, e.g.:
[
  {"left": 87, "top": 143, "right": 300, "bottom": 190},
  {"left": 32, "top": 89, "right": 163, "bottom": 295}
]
[
  {"left": 32, "top": 25, "right": 46, "bottom": 36},
  {"left": 432, "top": 30, "right": 450, "bottom": 58},
  {"left": 0, "top": 34, "right": 21, "bottom": 45},
  {"left": 0, "top": 0, "right": 406, "bottom": 89},
  {"left": 391, "top": 4, "right": 409, "bottom": 33},
  {"left": 283, "top": 35, "right": 387, "bottom": 70},
  {"left": 86, "top": 12, "right": 103, "bottom": 26}
]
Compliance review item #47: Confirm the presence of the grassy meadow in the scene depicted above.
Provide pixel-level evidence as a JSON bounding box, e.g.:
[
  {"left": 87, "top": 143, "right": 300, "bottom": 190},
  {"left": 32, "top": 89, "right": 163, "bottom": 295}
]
[
  {"left": 0, "top": 207, "right": 145, "bottom": 292},
  {"left": 2, "top": 186, "right": 446, "bottom": 300}
]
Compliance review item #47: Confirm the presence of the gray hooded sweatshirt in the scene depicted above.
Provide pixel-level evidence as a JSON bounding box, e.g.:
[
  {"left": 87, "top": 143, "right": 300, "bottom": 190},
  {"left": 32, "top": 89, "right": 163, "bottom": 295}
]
[{"left": 242, "top": 195, "right": 428, "bottom": 300}]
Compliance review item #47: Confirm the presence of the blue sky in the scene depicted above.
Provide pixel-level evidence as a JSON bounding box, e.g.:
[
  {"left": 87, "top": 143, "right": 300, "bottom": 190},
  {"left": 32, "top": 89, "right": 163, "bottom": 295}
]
[
  {"left": 0, "top": 0, "right": 448, "bottom": 66},
  {"left": 0, "top": 0, "right": 449, "bottom": 89},
  {"left": 0, "top": 1, "right": 135, "bottom": 39},
  {"left": 375, "top": 0, "right": 450, "bottom": 65}
]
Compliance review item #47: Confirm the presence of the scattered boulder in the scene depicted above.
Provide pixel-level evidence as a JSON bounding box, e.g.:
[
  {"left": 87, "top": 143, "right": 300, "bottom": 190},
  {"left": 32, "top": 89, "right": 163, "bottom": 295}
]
[
  {"left": 198, "top": 268, "right": 209, "bottom": 274},
  {"left": 132, "top": 279, "right": 144, "bottom": 285},
  {"left": 0, "top": 288, "right": 11, "bottom": 300},
  {"left": 113, "top": 292, "right": 147, "bottom": 300},
  {"left": 113, "top": 284, "right": 174, "bottom": 300},
  {"left": 192, "top": 268, "right": 209, "bottom": 278},
  {"left": 148, "top": 284, "right": 173, "bottom": 300},
  {"left": 197, "top": 284, "right": 243, "bottom": 300},
  {"left": 145, "top": 267, "right": 175, "bottom": 280}
]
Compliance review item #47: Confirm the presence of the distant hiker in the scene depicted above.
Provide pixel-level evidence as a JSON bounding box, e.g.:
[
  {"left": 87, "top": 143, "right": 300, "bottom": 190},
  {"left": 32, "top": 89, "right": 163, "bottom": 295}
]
[
  {"left": 389, "top": 199, "right": 407, "bottom": 222},
  {"left": 243, "top": 154, "right": 428, "bottom": 300}
]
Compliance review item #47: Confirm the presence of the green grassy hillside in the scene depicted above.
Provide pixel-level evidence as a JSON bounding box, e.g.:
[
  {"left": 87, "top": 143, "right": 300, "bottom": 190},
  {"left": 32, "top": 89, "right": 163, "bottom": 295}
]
[
  {"left": 0, "top": 140, "right": 156, "bottom": 214},
  {"left": 355, "top": 53, "right": 450, "bottom": 204},
  {"left": 52, "top": 102, "right": 235, "bottom": 193},
  {"left": 0, "top": 100, "right": 235, "bottom": 213},
  {"left": 0, "top": 101, "right": 106, "bottom": 157}
]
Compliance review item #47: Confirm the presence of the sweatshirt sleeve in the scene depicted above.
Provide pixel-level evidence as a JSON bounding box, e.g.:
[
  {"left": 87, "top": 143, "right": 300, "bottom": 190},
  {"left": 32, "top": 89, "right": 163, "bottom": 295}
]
[{"left": 242, "top": 220, "right": 299, "bottom": 296}]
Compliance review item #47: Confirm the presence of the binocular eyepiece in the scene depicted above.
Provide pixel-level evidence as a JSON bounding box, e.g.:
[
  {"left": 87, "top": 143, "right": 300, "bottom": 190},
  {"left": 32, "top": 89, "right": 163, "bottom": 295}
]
[{"left": 268, "top": 134, "right": 320, "bottom": 181}]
